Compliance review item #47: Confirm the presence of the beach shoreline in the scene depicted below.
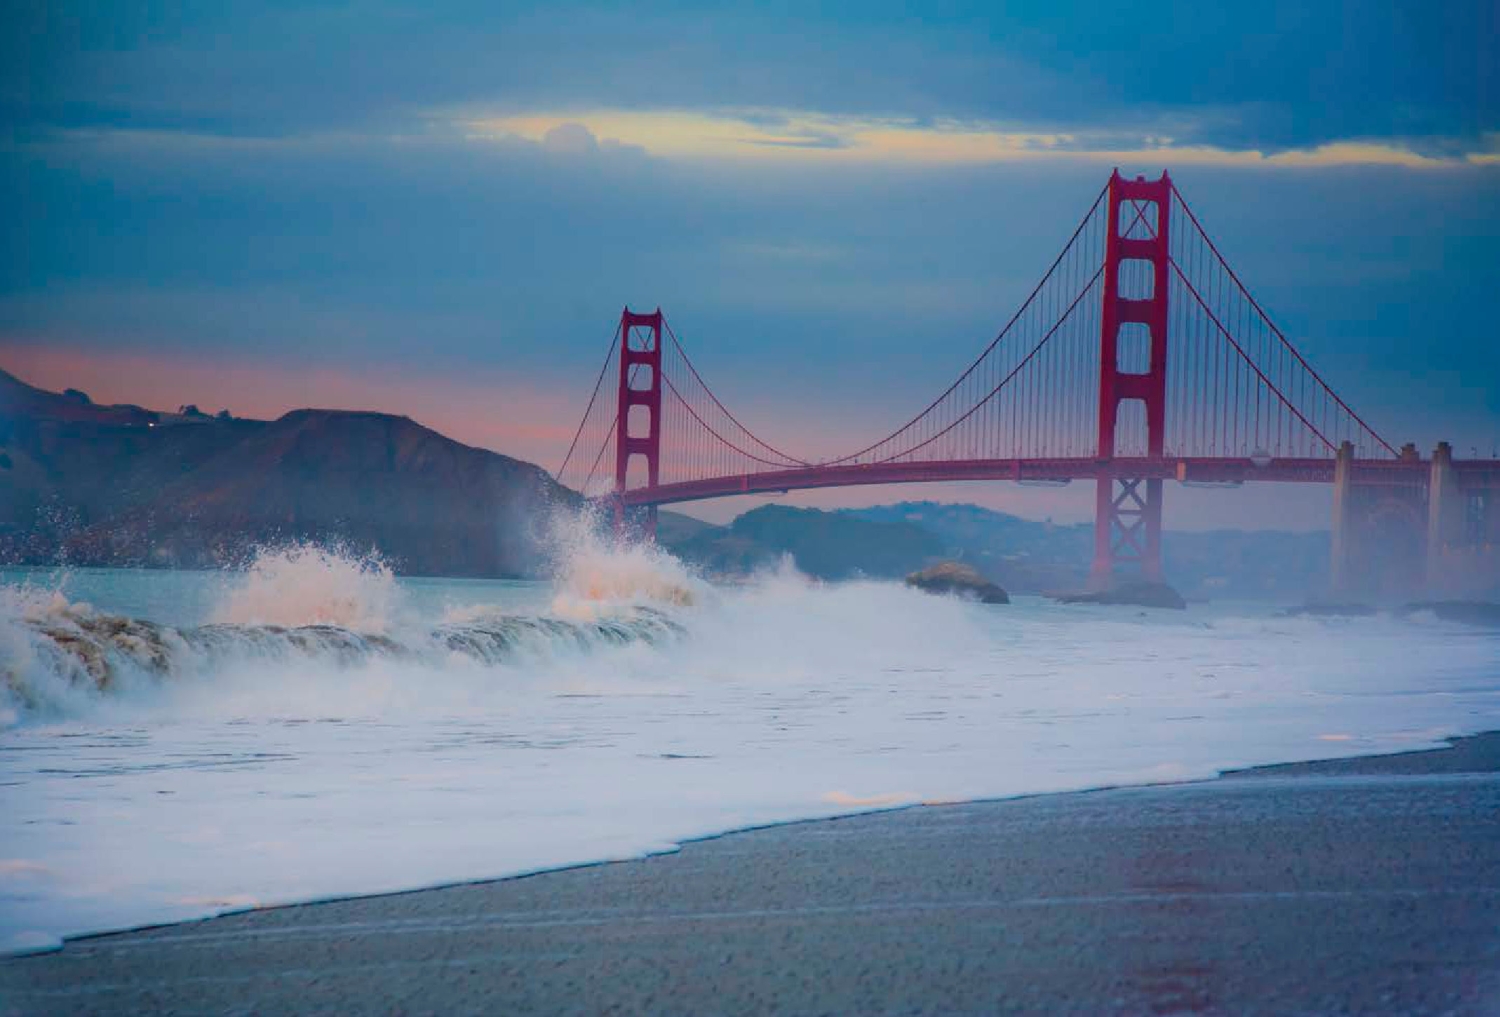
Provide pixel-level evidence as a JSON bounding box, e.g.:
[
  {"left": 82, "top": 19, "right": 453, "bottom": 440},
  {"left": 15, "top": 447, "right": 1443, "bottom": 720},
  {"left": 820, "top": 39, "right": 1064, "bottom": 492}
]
[{"left": 3, "top": 732, "right": 1497, "bottom": 1014}]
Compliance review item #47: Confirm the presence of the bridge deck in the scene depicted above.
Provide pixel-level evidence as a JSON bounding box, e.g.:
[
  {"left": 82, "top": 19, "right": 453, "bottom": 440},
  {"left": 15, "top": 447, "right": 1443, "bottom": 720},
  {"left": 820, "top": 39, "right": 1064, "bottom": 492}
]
[{"left": 619, "top": 456, "right": 1474, "bottom": 507}]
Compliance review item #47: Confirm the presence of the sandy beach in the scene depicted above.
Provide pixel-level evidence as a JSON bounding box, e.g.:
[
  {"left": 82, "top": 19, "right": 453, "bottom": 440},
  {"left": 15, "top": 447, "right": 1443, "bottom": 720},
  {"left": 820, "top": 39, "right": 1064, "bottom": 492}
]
[{"left": 2, "top": 733, "right": 1496, "bottom": 1015}]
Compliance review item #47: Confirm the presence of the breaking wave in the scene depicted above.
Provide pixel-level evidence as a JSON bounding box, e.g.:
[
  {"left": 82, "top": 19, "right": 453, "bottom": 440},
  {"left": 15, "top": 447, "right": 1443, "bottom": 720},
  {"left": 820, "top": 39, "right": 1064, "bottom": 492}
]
[
  {"left": 210, "top": 544, "right": 400, "bottom": 631},
  {"left": 1, "top": 533, "right": 695, "bottom": 724},
  {"left": 545, "top": 510, "right": 705, "bottom": 617}
]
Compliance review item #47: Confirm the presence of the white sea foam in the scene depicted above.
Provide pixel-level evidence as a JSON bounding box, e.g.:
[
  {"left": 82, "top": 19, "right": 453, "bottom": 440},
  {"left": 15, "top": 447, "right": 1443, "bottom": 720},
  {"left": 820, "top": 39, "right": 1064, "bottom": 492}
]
[
  {"left": 1, "top": 535, "right": 1498, "bottom": 952},
  {"left": 211, "top": 543, "right": 400, "bottom": 632},
  {"left": 545, "top": 509, "right": 705, "bottom": 617},
  {"left": 1, "top": 532, "right": 692, "bottom": 721}
]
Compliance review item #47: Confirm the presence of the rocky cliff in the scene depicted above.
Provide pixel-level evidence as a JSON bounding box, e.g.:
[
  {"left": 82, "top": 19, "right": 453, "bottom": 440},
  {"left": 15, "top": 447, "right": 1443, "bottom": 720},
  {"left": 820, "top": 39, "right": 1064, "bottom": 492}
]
[{"left": 0, "top": 369, "right": 576, "bottom": 577}]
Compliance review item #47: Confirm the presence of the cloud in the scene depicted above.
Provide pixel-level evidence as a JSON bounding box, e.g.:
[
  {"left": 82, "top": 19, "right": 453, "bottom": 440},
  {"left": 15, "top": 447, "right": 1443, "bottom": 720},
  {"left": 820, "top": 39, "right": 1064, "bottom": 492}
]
[
  {"left": 468, "top": 108, "right": 1499, "bottom": 170},
  {"left": 542, "top": 122, "right": 599, "bottom": 156},
  {"left": 28, "top": 104, "right": 1495, "bottom": 174},
  {"left": 7, "top": 2, "right": 1494, "bottom": 156}
]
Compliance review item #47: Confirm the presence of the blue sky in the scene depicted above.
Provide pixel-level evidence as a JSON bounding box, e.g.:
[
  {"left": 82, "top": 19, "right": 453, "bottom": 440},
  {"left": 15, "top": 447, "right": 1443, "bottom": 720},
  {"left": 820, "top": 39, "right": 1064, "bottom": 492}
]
[{"left": 3, "top": 1, "right": 1498, "bottom": 527}]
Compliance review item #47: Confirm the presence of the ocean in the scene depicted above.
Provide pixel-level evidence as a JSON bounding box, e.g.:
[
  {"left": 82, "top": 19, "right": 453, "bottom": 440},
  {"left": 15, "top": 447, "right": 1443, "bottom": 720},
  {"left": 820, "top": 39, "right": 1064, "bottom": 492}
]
[{"left": 3, "top": 534, "right": 1498, "bottom": 956}]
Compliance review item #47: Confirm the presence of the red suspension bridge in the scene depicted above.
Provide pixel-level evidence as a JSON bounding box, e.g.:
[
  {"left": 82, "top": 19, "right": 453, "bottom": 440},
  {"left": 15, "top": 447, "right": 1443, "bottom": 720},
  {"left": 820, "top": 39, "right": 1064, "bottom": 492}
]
[{"left": 557, "top": 171, "right": 1499, "bottom": 596}]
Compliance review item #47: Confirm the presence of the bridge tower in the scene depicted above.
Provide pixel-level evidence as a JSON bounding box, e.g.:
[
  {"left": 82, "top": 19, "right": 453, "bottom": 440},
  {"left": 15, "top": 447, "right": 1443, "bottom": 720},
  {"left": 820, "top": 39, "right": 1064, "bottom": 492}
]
[
  {"left": 1092, "top": 170, "right": 1171, "bottom": 588},
  {"left": 614, "top": 307, "right": 662, "bottom": 539}
]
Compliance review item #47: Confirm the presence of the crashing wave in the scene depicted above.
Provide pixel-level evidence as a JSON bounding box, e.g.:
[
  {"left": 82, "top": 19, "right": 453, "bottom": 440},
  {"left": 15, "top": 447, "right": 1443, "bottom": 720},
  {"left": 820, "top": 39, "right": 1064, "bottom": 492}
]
[
  {"left": 430, "top": 609, "right": 684, "bottom": 664},
  {"left": 2, "top": 520, "right": 710, "bottom": 722},
  {"left": 543, "top": 510, "right": 706, "bottom": 617},
  {"left": 2, "top": 596, "right": 684, "bottom": 715}
]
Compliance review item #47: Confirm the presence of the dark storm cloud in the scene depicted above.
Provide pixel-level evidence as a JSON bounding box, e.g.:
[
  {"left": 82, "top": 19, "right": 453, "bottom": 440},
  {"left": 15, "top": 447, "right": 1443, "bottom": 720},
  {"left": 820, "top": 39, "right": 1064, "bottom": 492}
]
[{"left": 5, "top": 2, "right": 1495, "bottom": 152}]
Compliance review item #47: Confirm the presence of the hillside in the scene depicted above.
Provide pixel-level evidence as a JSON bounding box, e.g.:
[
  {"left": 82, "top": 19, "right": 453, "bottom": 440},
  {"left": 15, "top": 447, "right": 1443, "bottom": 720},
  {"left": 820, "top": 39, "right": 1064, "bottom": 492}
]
[
  {"left": 853, "top": 502, "right": 1330, "bottom": 597},
  {"left": 850, "top": 502, "right": 1092, "bottom": 591},
  {"left": 668, "top": 504, "right": 945, "bottom": 580},
  {"left": 661, "top": 500, "right": 1332, "bottom": 598},
  {"left": 0, "top": 369, "right": 576, "bottom": 576},
  {"left": 659, "top": 502, "right": 1080, "bottom": 588}
]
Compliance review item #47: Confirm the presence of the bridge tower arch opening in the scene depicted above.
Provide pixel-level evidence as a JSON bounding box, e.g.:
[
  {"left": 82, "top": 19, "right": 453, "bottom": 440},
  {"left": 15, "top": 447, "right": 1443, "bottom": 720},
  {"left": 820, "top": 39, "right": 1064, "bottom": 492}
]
[{"left": 1092, "top": 170, "right": 1171, "bottom": 589}]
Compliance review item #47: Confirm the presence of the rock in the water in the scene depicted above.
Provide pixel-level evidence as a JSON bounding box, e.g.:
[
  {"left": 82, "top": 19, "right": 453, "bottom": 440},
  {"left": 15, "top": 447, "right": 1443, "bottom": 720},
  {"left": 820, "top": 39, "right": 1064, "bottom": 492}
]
[
  {"left": 1052, "top": 581, "right": 1187, "bottom": 610},
  {"left": 905, "top": 562, "right": 1009, "bottom": 604}
]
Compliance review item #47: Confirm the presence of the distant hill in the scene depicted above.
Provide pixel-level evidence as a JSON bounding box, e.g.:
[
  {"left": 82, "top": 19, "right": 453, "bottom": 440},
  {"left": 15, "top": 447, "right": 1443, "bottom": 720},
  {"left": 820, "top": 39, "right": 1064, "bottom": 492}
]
[
  {"left": 850, "top": 502, "right": 1092, "bottom": 591},
  {"left": 657, "top": 501, "right": 1085, "bottom": 588},
  {"left": 654, "top": 509, "right": 720, "bottom": 547},
  {"left": 852, "top": 501, "right": 1330, "bottom": 598},
  {"left": 667, "top": 504, "right": 945, "bottom": 580},
  {"left": 661, "top": 499, "right": 1331, "bottom": 598},
  {"left": 0, "top": 368, "right": 577, "bottom": 576},
  {"left": 0, "top": 370, "right": 159, "bottom": 427}
]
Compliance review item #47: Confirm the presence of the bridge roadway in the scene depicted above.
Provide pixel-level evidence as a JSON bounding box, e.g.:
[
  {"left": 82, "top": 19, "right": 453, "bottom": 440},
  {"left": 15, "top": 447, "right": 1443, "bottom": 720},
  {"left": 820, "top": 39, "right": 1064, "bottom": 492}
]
[{"left": 623, "top": 453, "right": 1499, "bottom": 507}]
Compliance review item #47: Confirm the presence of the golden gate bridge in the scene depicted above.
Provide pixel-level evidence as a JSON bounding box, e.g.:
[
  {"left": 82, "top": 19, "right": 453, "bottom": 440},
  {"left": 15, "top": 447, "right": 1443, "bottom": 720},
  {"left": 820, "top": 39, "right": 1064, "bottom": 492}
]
[{"left": 557, "top": 171, "right": 1499, "bottom": 597}]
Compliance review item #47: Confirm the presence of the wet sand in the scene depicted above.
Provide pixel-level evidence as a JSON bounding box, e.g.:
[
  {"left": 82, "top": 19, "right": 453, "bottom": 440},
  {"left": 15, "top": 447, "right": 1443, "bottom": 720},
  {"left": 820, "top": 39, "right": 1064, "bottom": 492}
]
[{"left": 3, "top": 733, "right": 1498, "bottom": 1015}]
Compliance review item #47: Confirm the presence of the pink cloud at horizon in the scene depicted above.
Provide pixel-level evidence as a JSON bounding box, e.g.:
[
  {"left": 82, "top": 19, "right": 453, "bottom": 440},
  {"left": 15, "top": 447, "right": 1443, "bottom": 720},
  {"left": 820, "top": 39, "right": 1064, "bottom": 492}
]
[{"left": 3, "top": 341, "right": 582, "bottom": 467}]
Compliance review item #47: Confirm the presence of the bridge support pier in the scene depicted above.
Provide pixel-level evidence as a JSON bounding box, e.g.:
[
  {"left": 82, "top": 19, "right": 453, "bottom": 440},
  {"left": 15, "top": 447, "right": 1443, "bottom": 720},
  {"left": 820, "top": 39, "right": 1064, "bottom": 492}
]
[
  {"left": 1329, "top": 441, "right": 1356, "bottom": 596},
  {"left": 1331, "top": 441, "right": 1430, "bottom": 602},
  {"left": 1091, "top": 477, "right": 1164, "bottom": 589},
  {"left": 1427, "top": 441, "right": 1469, "bottom": 597}
]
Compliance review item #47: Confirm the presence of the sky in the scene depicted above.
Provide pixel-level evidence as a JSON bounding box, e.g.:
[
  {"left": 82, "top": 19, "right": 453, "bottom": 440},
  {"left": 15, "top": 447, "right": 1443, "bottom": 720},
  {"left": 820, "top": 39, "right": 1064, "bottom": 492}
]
[{"left": 3, "top": 1, "right": 1498, "bottom": 528}]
